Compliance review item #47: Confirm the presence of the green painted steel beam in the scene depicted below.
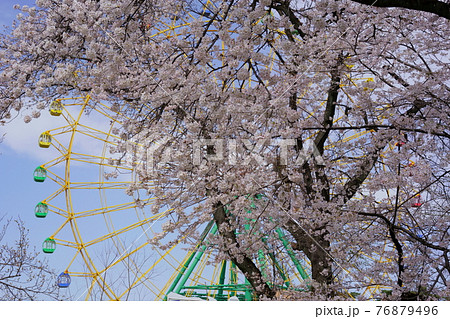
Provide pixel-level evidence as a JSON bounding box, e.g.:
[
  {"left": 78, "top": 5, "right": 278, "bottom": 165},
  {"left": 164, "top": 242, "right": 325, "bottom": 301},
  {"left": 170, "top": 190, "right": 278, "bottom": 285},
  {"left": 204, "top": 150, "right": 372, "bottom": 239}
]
[
  {"left": 182, "top": 284, "right": 252, "bottom": 291},
  {"left": 230, "top": 262, "right": 238, "bottom": 296},
  {"left": 276, "top": 228, "right": 309, "bottom": 280},
  {"left": 267, "top": 251, "right": 290, "bottom": 288},
  {"left": 217, "top": 260, "right": 227, "bottom": 297},
  {"left": 175, "top": 223, "right": 218, "bottom": 294},
  {"left": 163, "top": 220, "right": 215, "bottom": 299}
]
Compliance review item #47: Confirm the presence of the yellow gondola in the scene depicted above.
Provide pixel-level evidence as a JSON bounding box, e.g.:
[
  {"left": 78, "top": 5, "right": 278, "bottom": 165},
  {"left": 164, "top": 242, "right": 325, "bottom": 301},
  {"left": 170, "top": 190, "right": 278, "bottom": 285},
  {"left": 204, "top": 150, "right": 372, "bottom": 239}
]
[
  {"left": 49, "top": 99, "right": 63, "bottom": 116},
  {"left": 38, "top": 131, "right": 52, "bottom": 148}
]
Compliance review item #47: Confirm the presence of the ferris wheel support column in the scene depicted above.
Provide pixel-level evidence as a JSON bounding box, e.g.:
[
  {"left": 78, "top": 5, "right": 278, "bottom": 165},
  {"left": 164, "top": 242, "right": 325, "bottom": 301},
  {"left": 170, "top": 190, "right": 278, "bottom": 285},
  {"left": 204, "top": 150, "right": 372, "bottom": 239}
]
[
  {"left": 163, "top": 220, "right": 216, "bottom": 299},
  {"left": 276, "top": 228, "right": 310, "bottom": 281},
  {"left": 173, "top": 224, "right": 218, "bottom": 295},
  {"left": 217, "top": 260, "right": 227, "bottom": 298}
]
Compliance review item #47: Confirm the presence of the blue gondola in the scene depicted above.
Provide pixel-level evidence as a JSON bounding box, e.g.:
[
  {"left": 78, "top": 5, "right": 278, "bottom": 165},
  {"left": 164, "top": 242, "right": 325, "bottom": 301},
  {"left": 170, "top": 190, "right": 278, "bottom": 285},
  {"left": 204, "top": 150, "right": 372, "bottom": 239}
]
[{"left": 57, "top": 271, "right": 71, "bottom": 288}]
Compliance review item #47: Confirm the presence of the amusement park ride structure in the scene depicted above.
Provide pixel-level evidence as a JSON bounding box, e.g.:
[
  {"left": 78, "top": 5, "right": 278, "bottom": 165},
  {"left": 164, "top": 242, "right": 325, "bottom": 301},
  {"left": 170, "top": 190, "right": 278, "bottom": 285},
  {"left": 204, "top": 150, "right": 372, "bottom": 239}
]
[
  {"left": 29, "top": 1, "right": 425, "bottom": 301},
  {"left": 33, "top": 94, "right": 422, "bottom": 300},
  {"left": 32, "top": 96, "right": 312, "bottom": 300}
]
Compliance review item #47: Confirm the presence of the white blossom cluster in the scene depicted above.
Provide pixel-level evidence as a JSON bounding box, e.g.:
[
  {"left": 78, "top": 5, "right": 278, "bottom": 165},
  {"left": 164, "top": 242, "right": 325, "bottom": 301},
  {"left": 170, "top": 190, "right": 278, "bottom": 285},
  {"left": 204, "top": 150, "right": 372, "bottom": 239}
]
[{"left": 1, "top": 0, "right": 449, "bottom": 300}]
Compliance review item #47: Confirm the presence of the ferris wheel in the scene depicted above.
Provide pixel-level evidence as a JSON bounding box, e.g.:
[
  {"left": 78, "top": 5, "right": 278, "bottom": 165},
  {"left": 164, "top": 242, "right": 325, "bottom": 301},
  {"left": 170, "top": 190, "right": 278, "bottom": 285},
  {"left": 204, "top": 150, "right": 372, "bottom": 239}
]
[
  {"left": 33, "top": 96, "right": 173, "bottom": 300},
  {"left": 32, "top": 95, "right": 410, "bottom": 301},
  {"left": 29, "top": 0, "right": 426, "bottom": 301},
  {"left": 32, "top": 95, "right": 315, "bottom": 300}
]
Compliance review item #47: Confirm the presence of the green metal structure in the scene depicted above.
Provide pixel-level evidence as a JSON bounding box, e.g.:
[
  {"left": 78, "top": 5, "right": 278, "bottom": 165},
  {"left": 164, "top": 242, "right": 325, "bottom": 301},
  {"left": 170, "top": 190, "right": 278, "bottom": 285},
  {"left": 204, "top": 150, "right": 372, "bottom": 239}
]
[{"left": 162, "top": 197, "right": 310, "bottom": 301}]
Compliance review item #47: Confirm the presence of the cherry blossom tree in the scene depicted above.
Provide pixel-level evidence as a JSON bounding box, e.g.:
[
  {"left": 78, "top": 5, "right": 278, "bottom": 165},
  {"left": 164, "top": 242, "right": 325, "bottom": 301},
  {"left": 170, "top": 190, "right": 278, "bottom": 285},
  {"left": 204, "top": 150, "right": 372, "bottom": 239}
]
[
  {"left": 0, "top": 217, "right": 61, "bottom": 300},
  {"left": 0, "top": 0, "right": 449, "bottom": 300}
]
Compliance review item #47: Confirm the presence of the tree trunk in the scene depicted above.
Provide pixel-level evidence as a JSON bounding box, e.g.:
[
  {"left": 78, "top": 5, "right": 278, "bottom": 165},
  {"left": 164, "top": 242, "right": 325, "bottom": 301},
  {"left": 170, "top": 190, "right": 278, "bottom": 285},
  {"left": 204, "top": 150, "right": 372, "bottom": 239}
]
[
  {"left": 285, "top": 220, "right": 333, "bottom": 287},
  {"left": 213, "top": 202, "right": 276, "bottom": 299}
]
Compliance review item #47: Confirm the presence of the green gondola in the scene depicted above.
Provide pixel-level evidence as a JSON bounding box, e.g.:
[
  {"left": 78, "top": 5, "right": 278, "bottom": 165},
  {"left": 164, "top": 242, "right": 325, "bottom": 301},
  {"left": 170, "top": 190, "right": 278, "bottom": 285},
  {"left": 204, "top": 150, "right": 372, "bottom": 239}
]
[
  {"left": 33, "top": 166, "right": 47, "bottom": 182},
  {"left": 35, "top": 201, "right": 48, "bottom": 218},
  {"left": 42, "top": 237, "right": 56, "bottom": 253}
]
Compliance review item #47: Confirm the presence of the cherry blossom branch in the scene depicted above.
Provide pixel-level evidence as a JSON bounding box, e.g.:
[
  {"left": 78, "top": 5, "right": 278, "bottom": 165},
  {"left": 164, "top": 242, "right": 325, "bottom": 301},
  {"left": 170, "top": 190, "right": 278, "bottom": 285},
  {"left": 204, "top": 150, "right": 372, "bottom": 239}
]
[
  {"left": 349, "top": 0, "right": 450, "bottom": 20},
  {"left": 357, "top": 211, "right": 449, "bottom": 253},
  {"left": 289, "top": 125, "right": 449, "bottom": 139},
  {"left": 314, "top": 60, "right": 342, "bottom": 155},
  {"left": 272, "top": 0, "right": 308, "bottom": 39}
]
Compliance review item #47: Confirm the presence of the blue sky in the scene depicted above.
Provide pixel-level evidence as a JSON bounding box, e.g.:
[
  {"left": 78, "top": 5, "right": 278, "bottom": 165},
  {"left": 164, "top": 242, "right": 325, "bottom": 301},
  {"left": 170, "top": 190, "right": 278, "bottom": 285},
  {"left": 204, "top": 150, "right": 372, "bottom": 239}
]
[
  {"left": 0, "top": 2, "right": 74, "bottom": 298},
  {"left": 0, "top": 1, "right": 51, "bottom": 246}
]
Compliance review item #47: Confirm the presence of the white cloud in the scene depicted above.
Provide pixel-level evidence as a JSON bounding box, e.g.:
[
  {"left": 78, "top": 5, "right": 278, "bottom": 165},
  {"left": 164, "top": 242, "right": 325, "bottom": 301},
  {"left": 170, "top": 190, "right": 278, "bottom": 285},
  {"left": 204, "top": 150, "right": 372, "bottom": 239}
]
[
  {"left": 0, "top": 101, "right": 121, "bottom": 164},
  {"left": 0, "top": 109, "right": 63, "bottom": 162}
]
